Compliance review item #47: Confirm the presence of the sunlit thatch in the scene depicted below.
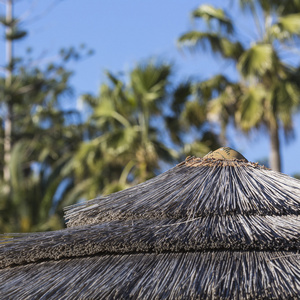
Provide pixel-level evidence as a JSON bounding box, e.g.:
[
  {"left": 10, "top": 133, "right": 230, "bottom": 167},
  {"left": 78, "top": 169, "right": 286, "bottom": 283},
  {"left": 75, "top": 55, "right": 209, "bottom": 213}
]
[{"left": 1, "top": 147, "right": 300, "bottom": 299}]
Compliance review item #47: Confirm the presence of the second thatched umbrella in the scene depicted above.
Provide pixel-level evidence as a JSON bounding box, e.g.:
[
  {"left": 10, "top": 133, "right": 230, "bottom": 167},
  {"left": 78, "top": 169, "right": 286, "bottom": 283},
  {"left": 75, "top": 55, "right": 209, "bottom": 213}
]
[{"left": 1, "top": 147, "right": 300, "bottom": 299}]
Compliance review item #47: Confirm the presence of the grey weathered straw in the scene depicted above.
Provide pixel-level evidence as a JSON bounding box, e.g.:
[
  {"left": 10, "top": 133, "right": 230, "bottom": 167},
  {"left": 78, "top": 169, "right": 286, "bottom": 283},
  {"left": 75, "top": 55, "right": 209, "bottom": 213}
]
[{"left": 1, "top": 147, "right": 300, "bottom": 299}]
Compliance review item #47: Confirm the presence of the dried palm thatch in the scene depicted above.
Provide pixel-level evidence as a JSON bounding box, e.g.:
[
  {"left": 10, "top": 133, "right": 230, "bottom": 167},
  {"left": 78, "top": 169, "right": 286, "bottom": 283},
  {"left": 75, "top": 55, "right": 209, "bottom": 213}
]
[{"left": 1, "top": 147, "right": 300, "bottom": 299}]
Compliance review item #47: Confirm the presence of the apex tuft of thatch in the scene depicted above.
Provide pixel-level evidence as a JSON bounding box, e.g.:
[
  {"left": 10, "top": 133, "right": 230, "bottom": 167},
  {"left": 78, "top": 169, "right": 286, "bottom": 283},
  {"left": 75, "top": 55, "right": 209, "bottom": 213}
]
[
  {"left": 1, "top": 148, "right": 300, "bottom": 299},
  {"left": 203, "top": 146, "right": 248, "bottom": 161}
]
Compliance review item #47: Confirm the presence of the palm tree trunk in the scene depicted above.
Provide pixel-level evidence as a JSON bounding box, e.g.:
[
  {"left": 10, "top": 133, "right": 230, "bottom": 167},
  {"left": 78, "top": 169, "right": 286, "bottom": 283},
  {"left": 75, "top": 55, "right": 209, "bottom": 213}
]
[
  {"left": 4, "top": 104, "right": 12, "bottom": 183},
  {"left": 220, "top": 120, "right": 227, "bottom": 146},
  {"left": 4, "top": 0, "right": 13, "bottom": 189},
  {"left": 269, "top": 120, "right": 281, "bottom": 172}
]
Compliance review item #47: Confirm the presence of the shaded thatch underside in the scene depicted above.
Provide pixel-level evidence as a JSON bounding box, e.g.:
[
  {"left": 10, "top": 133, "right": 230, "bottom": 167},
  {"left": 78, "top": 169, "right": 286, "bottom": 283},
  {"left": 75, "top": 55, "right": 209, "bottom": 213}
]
[
  {"left": 65, "top": 159, "right": 300, "bottom": 227},
  {"left": 1, "top": 251, "right": 300, "bottom": 299}
]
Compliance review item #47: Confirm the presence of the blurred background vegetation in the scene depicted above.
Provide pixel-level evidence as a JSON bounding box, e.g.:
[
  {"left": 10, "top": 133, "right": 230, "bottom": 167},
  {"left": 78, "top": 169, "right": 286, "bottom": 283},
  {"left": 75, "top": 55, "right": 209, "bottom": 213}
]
[{"left": 1, "top": 0, "right": 300, "bottom": 232}]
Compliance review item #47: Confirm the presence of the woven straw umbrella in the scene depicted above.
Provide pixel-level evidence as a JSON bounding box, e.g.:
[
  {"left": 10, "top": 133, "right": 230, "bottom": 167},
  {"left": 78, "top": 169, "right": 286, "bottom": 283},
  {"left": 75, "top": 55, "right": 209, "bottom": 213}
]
[{"left": 1, "top": 147, "right": 300, "bottom": 299}]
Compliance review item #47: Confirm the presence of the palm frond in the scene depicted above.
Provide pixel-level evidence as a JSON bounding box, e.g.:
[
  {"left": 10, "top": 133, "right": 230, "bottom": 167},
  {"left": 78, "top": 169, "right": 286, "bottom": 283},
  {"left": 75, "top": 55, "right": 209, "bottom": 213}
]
[
  {"left": 235, "top": 85, "right": 266, "bottom": 131},
  {"left": 194, "top": 74, "right": 231, "bottom": 101},
  {"left": 238, "top": 44, "right": 278, "bottom": 78},
  {"left": 192, "top": 4, "right": 234, "bottom": 34},
  {"left": 171, "top": 82, "right": 191, "bottom": 114},
  {"left": 182, "top": 100, "right": 206, "bottom": 127},
  {"left": 182, "top": 141, "right": 211, "bottom": 157},
  {"left": 270, "top": 14, "right": 300, "bottom": 41},
  {"left": 179, "top": 31, "right": 243, "bottom": 60},
  {"left": 130, "top": 63, "right": 171, "bottom": 102}
]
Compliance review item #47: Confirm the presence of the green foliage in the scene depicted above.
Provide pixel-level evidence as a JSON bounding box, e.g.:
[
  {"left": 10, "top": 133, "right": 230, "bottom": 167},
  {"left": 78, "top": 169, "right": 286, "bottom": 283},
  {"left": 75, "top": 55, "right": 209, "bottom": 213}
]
[
  {"left": 0, "top": 140, "right": 75, "bottom": 232},
  {"left": 0, "top": 2, "right": 222, "bottom": 233},
  {"left": 0, "top": 2, "right": 88, "bottom": 233},
  {"left": 0, "top": 59, "right": 84, "bottom": 232},
  {"left": 293, "top": 173, "right": 300, "bottom": 180},
  {"left": 166, "top": 78, "right": 221, "bottom": 158},
  {"left": 72, "top": 63, "right": 182, "bottom": 199},
  {"left": 179, "top": 1, "right": 300, "bottom": 171},
  {"left": 276, "top": 14, "right": 300, "bottom": 35},
  {"left": 238, "top": 44, "right": 278, "bottom": 78},
  {"left": 179, "top": 32, "right": 244, "bottom": 60},
  {"left": 192, "top": 4, "right": 233, "bottom": 34}
]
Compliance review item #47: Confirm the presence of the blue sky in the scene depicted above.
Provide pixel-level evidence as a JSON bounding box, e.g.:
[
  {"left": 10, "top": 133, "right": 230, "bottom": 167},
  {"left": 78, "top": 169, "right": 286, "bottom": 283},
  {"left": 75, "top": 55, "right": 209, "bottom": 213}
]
[{"left": 1, "top": 0, "right": 300, "bottom": 175}]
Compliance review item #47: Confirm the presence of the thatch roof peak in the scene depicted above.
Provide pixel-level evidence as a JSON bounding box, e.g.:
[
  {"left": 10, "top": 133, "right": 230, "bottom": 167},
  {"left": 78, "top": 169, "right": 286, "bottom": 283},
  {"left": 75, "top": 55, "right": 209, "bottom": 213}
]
[
  {"left": 180, "top": 147, "right": 252, "bottom": 168},
  {"left": 64, "top": 154, "right": 295, "bottom": 227},
  {"left": 203, "top": 147, "right": 248, "bottom": 161}
]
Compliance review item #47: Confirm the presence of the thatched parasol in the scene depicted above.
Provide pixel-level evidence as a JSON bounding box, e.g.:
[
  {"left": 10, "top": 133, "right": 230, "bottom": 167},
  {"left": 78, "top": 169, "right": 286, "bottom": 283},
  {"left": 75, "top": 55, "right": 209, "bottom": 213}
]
[{"left": 1, "top": 147, "right": 300, "bottom": 299}]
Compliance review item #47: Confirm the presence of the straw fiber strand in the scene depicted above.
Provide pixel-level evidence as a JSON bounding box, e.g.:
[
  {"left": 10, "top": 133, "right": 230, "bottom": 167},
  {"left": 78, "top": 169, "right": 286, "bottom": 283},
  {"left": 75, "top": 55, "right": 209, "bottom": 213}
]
[
  {"left": 65, "top": 160, "right": 300, "bottom": 227},
  {"left": 1, "top": 214, "right": 300, "bottom": 268},
  {"left": 1, "top": 251, "right": 300, "bottom": 299}
]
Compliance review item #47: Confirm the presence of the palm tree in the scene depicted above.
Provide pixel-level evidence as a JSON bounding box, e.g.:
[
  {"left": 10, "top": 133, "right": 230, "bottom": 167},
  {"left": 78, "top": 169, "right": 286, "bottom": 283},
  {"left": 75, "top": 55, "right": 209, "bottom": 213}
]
[
  {"left": 165, "top": 80, "right": 221, "bottom": 158},
  {"left": 178, "top": 2, "right": 300, "bottom": 171},
  {"left": 0, "top": 138, "right": 77, "bottom": 233},
  {"left": 72, "top": 62, "right": 178, "bottom": 199},
  {"left": 0, "top": 2, "right": 93, "bottom": 233},
  {"left": 0, "top": 58, "right": 86, "bottom": 233}
]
